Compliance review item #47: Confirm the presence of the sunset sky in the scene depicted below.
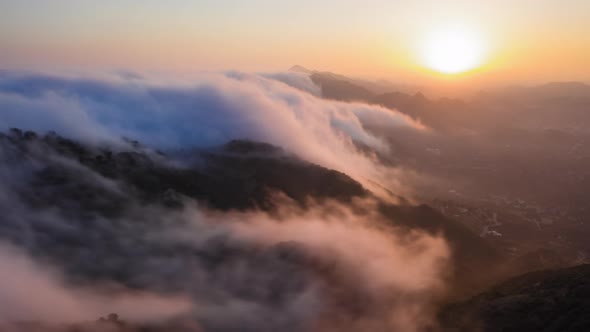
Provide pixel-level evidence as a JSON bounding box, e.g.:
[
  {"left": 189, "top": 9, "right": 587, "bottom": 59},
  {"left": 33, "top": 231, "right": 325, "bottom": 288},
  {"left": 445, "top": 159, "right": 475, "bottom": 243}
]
[{"left": 1, "top": 0, "right": 589, "bottom": 84}]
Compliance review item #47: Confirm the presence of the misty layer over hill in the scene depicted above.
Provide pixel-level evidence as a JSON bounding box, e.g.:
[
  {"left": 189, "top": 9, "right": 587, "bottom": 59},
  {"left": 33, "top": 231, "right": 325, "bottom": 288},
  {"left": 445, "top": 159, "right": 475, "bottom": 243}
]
[
  {"left": 0, "top": 129, "right": 457, "bottom": 332},
  {"left": 0, "top": 69, "right": 589, "bottom": 331},
  {"left": 0, "top": 70, "right": 426, "bottom": 199},
  {"left": 0, "top": 129, "right": 500, "bottom": 278}
]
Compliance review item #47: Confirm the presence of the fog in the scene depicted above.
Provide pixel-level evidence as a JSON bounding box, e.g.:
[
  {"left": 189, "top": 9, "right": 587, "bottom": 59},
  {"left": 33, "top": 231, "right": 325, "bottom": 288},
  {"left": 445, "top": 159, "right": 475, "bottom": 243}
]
[
  {"left": 1, "top": 68, "right": 589, "bottom": 331},
  {"left": 0, "top": 159, "right": 447, "bottom": 331}
]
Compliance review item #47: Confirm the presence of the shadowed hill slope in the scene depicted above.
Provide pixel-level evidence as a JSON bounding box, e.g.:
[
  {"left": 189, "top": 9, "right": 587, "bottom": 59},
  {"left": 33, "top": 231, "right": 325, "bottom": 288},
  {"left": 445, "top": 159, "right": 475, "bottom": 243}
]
[{"left": 440, "top": 264, "right": 590, "bottom": 332}]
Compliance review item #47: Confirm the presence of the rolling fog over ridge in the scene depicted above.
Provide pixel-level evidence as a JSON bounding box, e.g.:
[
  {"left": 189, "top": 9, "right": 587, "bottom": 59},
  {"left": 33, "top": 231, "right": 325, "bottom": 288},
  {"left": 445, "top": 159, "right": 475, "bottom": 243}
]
[
  {"left": 0, "top": 67, "right": 589, "bottom": 331},
  {"left": 2, "top": 0, "right": 590, "bottom": 330}
]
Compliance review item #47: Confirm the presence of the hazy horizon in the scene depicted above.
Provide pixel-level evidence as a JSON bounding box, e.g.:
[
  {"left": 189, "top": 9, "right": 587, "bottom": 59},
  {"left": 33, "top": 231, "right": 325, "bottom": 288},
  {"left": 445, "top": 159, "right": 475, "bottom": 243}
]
[{"left": 2, "top": 1, "right": 590, "bottom": 87}]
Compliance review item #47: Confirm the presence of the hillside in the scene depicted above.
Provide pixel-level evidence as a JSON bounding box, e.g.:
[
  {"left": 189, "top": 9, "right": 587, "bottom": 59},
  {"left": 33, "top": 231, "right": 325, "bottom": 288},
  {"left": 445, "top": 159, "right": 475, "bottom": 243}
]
[{"left": 441, "top": 264, "right": 590, "bottom": 331}]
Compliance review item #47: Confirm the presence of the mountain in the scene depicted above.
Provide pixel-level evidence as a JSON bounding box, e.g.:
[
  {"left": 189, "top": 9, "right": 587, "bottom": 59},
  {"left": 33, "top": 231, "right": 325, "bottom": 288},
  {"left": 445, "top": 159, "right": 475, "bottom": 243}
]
[
  {"left": 0, "top": 129, "right": 368, "bottom": 213},
  {"left": 289, "top": 65, "right": 314, "bottom": 74},
  {"left": 307, "top": 71, "right": 475, "bottom": 132},
  {"left": 302, "top": 69, "right": 590, "bottom": 137},
  {"left": 290, "top": 65, "right": 422, "bottom": 94},
  {"left": 488, "top": 82, "right": 590, "bottom": 102},
  {"left": 440, "top": 264, "right": 590, "bottom": 332},
  {"left": 310, "top": 72, "right": 374, "bottom": 101}
]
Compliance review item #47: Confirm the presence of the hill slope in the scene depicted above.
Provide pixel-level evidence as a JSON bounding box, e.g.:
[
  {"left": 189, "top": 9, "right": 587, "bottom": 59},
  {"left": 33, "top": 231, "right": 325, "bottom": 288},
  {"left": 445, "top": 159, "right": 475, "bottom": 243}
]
[{"left": 441, "top": 264, "right": 590, "bottom": 332}]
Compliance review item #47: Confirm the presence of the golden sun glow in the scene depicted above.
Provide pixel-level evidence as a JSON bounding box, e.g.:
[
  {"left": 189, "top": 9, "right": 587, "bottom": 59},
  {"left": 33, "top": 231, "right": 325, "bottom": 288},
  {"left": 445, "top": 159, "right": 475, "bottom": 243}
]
[{"left": 421, "top": 26, "right": 486, "bottom": 74}]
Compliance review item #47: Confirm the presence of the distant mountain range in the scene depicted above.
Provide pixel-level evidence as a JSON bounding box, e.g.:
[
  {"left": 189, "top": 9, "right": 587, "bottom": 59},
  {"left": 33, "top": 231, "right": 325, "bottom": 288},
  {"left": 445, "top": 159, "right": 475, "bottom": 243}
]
[
  {"left": 291, "top": 65, "right": 590, "bottom": 134},
  {"left": 290, "top": 65, "right": 423, "bottom": 95},
  {"left": 291, "top": 65, "right": 590, "bottom": 102}
]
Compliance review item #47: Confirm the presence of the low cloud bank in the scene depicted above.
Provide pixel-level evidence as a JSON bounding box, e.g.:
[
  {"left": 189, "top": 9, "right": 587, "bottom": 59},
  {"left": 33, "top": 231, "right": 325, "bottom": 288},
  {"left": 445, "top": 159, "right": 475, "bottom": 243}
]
[{"left": 0, "top": 71, "right": 423, "bottom": 195}]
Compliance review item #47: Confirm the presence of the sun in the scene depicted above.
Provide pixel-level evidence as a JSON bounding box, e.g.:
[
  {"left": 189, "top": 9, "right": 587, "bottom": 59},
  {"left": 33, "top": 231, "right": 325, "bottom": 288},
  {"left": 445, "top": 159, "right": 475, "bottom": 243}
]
[{"left": 421, "top": 25, "right": 486, "bottom": 74}]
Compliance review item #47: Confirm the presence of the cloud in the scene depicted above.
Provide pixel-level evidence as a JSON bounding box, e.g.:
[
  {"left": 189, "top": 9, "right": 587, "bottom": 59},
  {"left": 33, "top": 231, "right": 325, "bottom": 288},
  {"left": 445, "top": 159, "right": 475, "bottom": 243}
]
[
  {"left": 0, "top": 71, "right": 423, "bottom": 196},
  {"left": 214, "top": 201, "right": 449, "bottom": 332}
]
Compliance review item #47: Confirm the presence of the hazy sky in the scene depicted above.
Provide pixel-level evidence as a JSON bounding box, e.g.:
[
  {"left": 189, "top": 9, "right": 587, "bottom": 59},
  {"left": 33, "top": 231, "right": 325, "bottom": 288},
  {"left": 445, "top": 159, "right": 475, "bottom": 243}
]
[{"left": 1, "top": 0, "right": 589, "bottom": 84}]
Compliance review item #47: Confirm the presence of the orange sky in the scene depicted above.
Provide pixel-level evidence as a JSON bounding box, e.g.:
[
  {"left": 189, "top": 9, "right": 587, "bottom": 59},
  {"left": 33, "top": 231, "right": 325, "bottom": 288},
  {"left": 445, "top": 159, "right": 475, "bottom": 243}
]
[{"left": 1, "top": 1, "right": 589, "bottom": 87}]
